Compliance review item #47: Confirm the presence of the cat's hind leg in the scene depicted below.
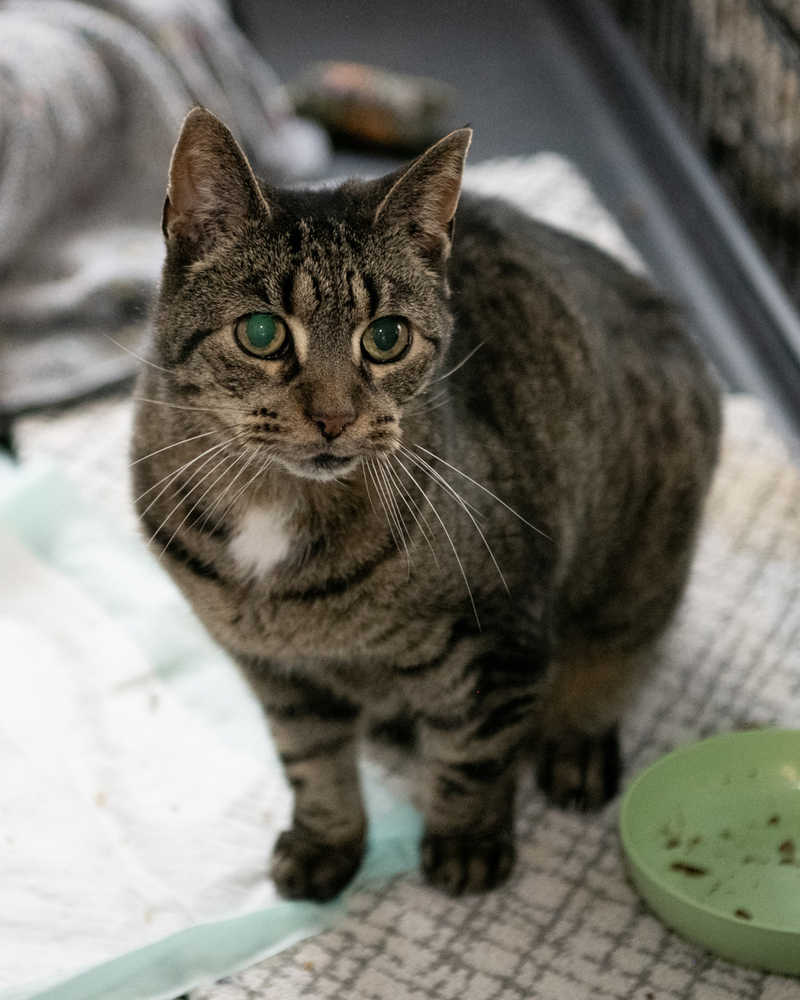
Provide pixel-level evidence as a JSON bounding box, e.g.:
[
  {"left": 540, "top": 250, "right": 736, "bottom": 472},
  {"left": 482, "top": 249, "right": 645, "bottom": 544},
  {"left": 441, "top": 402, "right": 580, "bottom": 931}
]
[
  {"left": 536, "top": 455, "right": 711, "bottom": 809},
  {"left": 533, "top": 640, "right": 637, "bottom": 809}
]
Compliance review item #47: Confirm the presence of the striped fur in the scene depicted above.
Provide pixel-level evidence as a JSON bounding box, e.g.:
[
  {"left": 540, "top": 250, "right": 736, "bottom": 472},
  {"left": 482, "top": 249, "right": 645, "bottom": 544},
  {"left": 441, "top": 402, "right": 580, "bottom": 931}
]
[{"left": 131, "top": 108, "right": 722, "bottom": 900}]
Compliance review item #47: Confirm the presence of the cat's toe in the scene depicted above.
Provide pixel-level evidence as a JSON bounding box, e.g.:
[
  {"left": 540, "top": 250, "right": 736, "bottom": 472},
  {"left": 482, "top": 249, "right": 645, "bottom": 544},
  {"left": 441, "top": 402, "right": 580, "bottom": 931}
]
[
  {"left": 270, "top": 828, "right": 364, "bottom": 902},
  {"left": 421, "top": 829, "right": 515, "bottom": 895},
  {"left": 537, "top": 726, "right": 621, "bottom": 810}
]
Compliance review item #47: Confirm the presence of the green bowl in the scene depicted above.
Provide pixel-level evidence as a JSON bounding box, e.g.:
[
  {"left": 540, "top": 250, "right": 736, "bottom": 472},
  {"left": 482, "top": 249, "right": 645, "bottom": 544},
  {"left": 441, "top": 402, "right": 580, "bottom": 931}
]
[{"left": 620, "top": 729, "right": 800, "bottom": 974}]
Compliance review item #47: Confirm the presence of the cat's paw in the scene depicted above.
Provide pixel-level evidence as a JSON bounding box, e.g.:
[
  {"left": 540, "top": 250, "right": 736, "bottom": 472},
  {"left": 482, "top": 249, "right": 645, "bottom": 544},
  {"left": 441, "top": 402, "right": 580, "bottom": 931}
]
[
  {"left": 421, "top": 829, "right": 515, "bottom": 895},
  {"left": 270, "top": 828, "right": 364, "bottom": 902},
  {"left": 537, "top": 726, "right": 621, "bottom": 810}
]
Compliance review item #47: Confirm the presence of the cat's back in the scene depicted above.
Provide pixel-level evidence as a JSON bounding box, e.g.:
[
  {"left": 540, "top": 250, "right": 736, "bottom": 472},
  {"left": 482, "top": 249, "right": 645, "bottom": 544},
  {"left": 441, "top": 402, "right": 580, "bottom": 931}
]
[
  {"left": 446, "top": 191, "right": 720, "bottom": 443},
  {"left": 450, "top": 192, "right": 696, "bottom": 363},
  {"left": 443, "top": 191, "right": 721, "bottom": 618}
]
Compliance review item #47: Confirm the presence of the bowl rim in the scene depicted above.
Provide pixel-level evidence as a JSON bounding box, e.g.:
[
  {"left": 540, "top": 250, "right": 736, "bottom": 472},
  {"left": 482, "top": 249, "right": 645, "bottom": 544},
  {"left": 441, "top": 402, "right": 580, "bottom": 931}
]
[{"left": 619, "top": 727, "right": 800, "bottom": 935}]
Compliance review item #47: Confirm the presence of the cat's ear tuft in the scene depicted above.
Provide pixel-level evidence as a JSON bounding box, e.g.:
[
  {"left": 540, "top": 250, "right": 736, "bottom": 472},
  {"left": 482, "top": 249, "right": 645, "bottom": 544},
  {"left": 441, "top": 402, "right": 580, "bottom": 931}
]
[
  {"left": 373, "top": 128, "right": 472, "bottom": 259},
  {"left": 163, "top": 106, "right": 269, "bottom": 261}
]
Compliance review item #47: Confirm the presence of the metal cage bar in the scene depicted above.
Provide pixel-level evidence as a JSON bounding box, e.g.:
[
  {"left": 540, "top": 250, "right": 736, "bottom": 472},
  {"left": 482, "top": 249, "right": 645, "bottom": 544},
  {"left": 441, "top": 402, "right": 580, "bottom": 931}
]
[{"left": 607, "top": 0, "right": 800, "bottom": 308}]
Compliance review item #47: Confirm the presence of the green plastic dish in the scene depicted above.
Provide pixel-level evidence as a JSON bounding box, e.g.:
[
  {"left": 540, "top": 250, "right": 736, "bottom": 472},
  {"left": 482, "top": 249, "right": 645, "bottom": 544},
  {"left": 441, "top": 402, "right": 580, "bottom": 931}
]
[{"left": 620, "top": 729, "right": 800, "bottom": 974}]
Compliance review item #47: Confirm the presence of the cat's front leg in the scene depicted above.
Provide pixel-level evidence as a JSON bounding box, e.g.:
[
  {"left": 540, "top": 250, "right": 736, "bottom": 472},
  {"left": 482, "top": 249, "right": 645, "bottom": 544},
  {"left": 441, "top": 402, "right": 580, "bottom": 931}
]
[
  {"left": 245, "top": 666, "right": 366, "bottom": 902},
  {"left": 415, "top": 666, "right": 538, "bottom": 896}
]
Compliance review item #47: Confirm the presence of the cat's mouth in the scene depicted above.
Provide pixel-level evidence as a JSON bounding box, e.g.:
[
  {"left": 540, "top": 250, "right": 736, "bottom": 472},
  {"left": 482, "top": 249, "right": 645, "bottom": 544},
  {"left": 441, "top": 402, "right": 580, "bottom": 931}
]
[
  {"left": 284, "top": 451, "right": 361, "bottom": 482},
  {"left": 312, "top": 453, "right": 356, "bottom": 472}
]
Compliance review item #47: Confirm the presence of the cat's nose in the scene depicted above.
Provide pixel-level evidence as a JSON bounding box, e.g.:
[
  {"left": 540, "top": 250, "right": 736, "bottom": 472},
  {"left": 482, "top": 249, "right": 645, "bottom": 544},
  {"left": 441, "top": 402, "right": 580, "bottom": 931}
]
[{"left": 310, "top": 410, "right": 356, "bottom": 441}]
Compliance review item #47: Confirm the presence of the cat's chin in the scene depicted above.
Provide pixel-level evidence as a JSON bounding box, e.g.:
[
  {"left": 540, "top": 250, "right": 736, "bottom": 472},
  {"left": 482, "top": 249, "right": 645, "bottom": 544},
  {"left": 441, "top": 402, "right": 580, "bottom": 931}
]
[{"left": 283, "top": 453, "right": 362, "bottom": 483}]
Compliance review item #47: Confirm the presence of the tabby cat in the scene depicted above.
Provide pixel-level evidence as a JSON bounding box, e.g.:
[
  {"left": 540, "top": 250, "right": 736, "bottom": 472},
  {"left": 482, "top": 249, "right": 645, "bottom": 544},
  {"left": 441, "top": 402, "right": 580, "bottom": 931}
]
[{"left": 131, "top": 107, "right": 721, "bottom": 901}]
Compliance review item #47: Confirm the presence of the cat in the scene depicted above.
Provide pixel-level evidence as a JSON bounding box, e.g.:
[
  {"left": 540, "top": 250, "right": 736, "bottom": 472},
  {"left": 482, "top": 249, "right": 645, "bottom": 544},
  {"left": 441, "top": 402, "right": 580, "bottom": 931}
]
[{"left": 131, "top": 106, "right": 722, "bottom": 901}]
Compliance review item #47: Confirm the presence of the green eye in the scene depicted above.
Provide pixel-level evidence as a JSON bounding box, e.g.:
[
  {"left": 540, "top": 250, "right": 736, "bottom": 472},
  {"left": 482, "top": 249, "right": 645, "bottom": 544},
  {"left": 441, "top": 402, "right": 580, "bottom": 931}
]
[
  {"left": 361, "top": 316, "right": 410, "bottom": 362},
  {"left": 235, "top": 313, "right": 287, "bottom": 357}
]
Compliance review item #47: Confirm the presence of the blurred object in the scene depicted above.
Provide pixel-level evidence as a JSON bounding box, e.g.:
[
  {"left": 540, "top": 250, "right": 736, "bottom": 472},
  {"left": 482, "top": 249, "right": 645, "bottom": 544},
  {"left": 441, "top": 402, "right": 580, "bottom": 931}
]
[
  {"left": 289, "top": 61, "right": 456, "bottom": 151},
  {"left": 0, "top": 324, "right": 145, "bottom": 415},
  {"left": 0, "top": 0, "right": 329, "bottom": 429},
  {"left": 607, "top": 0, "right": 800, "bottom": 309}
]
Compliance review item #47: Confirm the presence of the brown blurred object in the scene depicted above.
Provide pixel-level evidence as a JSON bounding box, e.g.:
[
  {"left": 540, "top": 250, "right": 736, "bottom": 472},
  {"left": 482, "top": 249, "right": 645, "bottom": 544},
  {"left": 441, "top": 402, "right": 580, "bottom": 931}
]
[{"left": 289, "top": 62, "right": 457, "bottom": 151}]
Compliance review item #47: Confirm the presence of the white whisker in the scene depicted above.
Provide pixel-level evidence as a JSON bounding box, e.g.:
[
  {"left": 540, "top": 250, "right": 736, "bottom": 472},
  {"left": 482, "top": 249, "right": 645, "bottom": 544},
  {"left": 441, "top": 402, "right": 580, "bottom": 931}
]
[
  {"left": 393, "top": 454, "right": 480, "bottom": 628},
  {"left": 155, "top": 449, "right": 241, "bottom": 559},
  {"left": 398, "top": 444, "right": 483, "bottom": 519},
  {"left": 103, "top": 334, "right": 171, "bottom": 374},
  {"left": 133, "top": 437, "right": 237, "bottom": 514},
  {"left": 404, "top": 388, "right": 451, "bottom": 417},
  {"left": 415, "top": 444, "right": 549, "bottom": 537},
  {"left": 383, "top": 455, "right": 440, "bottom": 568},
  {"left": 213, "top": 449, "right": 274, "bottom": 523},
  {"left": 399, "top": 446, "right": 509, "bottom": 594},
  {"left": 430, "top": 341, "right": 484, "bottom": 384},
  {"left": 375, "top": 457, "right": 413, "bottom": 575},
  {"left": 425, "top": 398, "right": 451, "bottom": 413},
  {"left": 129, "top": 429, "right": 219, "bottom": 468},
  {"left": 362, "top": 462, "right": 380, "bottom": 521},
  {"left": 133, "top": 396, "right": 242, "bottom": 415},
  {"left": 366, "top": 458, "right": 403, "bottom": 558}
]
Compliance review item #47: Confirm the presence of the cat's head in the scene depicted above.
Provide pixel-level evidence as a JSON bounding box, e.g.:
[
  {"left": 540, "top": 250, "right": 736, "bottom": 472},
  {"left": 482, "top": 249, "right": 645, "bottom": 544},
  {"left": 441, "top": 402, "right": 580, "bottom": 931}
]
[{"left": 152, "top": 106, "right": 471, "bottom": 483}]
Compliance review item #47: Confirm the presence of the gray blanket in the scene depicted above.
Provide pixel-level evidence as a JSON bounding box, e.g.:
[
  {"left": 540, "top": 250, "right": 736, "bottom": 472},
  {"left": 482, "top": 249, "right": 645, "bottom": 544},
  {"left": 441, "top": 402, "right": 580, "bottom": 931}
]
[{"left": 0, "top": 0, "right": 328, "bottom": 415}]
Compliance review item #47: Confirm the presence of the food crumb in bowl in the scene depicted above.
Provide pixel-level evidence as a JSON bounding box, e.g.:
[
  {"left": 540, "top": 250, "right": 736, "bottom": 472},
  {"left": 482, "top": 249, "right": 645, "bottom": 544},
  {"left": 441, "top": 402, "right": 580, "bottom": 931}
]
[
  {"left": 735, "top": 908, "right": 752, "bottom": 920},
  {"left": 665, "top": 837, "right": 680, "bottom": 849},
  {"left": 671, "top": 861, "right": 708, "bottom": 876},
  {"left": 778, "top": 839, "right": 795, "bottom": 863},
  {"left": 768, "top": 814, "right": 780, "bottom": 825},
  {"left": 719, "top": 829, "right": 732, "bottom": 840}
]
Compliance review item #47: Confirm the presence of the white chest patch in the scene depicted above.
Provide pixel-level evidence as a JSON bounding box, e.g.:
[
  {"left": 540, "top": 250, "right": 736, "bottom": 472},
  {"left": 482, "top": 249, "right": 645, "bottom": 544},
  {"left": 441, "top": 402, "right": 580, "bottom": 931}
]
[{"left": 228, "top": 506, "right": 292, "bottom": 579}]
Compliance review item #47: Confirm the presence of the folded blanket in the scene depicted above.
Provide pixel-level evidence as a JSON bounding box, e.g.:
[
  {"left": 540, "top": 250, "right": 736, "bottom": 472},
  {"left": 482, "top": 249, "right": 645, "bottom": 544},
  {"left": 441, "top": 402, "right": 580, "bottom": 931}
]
[
  {"left": 0, "top": 456, "right": 421, "bottom": 999},
  {"left": 0, "top": 0, "right": 328, "bottom": 413}
]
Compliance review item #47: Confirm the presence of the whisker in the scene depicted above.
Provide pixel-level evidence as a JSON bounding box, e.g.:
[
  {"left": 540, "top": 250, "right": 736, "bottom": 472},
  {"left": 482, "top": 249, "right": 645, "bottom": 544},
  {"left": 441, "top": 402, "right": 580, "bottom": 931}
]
[
  {"left": 213, "top": 449, "right": 274, "bottom": 523},
  {"left": 132, "top": 437, "right": 237, "bottom": 513},
  {"left": 430, "top": 341, "right": 484, "bottom": 384},
  {"left": 417, "top": 396, "right": 451, "bottom": 415},
  {"left": 398, "top": 446, "right": 509, "bottom": 594},
  {"left": 374, "top": 457, "right": 413, "bottom": 575},
  {"left": 383, "top": 455, "right": 440, "bottom": 568},
  {"left": 362, "top": 461, "right": 380, "bottom": 522},
  {"left": 398, "top": 444, "right": 483, "bottom": 519},
  {"left": 415, "top": 444, "right": 549, "bottom": 538},
  {"left": 425, "top": 388, "right": 450, "bottom": 406},
  {"left": 155, "top": 449, "right": 241, "bottom": 560},
  {"left": 366, "top": 458, "right": 403, "bottom": 557},
  {"left": 404, "top": 388, "right": 451, "bottom": 417},
  {"left": 132, "top": 396, "right": 243, "bottom": 415},
  {"left": 103, "top": 333, "right": 171, "bottom": 374},
  {"left": 204, "top": 449, "right": 260, "bottom": 521},
  {"left": 194, "top": 450, "right": 249, "bottom": 532},
  {"left": 193, "top": 452, "right": 248, "bottom": 532},
  {"left": 129, "top": 429, "right": 219, "bottom": 468},
  {"left": 393, "top": 454, "right": 480, "bottom": 628}
]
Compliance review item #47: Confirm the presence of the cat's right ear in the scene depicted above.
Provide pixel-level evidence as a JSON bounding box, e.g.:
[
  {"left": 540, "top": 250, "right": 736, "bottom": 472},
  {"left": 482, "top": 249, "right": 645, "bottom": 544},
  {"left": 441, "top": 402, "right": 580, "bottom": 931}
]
[
  {"left": 373, "top": 127, "right": 472, "bottom": 260},
  {"left": 162, "top": 107, "right": 270, "bottom": 262}
]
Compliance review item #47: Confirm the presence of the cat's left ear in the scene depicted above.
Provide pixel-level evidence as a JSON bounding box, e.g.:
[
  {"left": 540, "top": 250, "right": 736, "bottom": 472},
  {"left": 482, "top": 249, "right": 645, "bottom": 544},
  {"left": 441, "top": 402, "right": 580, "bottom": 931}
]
[{"left": 373, "top": 128, "right": 472, "bottom": 259}]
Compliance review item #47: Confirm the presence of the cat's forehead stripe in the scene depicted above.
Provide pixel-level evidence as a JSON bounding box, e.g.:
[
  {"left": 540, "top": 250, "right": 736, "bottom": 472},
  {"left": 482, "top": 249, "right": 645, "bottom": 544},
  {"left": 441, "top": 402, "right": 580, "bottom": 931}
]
[
  {"left": 280, "top": 273, "right": 295, "bottom": 315},
  {"left": 362, "top": 274, "right": 380, "bottom": 317},
  {"left": 292, "top": 270, "right": 322, "bottom": 316},
  {"left": 285, "top": 318, "right": 309, "bottom": 364}
]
